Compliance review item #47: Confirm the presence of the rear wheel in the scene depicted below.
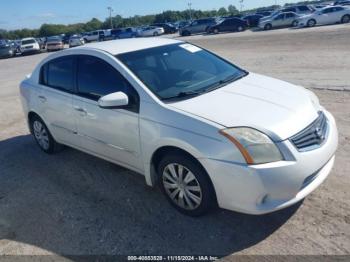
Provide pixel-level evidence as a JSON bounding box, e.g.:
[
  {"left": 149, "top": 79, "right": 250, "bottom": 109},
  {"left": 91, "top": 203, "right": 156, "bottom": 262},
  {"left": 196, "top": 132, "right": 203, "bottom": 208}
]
[
  {"left": 158, "top": 154, "right": 216, "bottom": 216},
  {"left": 30, "top": 115, "right": 61, "bottom": 154},
  {"left": 307, "top": 19, "right": 316, "bottom": 27},
  {"left": 341, "top": 14, "right": 350, "bottom": 23},
  {"left": 264, "top": 23, "right": 272, "bottom": 30},
  {"left": 181, "top": 30, "right": 191, "bottom": 36},
  {"left": 237, "top": 25, "right": 245, "bottom": 32}
]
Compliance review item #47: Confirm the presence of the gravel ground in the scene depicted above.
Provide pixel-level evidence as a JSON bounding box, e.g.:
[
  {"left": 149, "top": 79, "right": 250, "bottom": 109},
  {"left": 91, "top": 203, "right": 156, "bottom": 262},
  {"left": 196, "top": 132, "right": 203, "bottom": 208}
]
[{"left": 0, "top": 24, "right": 349, "bottom": 259}]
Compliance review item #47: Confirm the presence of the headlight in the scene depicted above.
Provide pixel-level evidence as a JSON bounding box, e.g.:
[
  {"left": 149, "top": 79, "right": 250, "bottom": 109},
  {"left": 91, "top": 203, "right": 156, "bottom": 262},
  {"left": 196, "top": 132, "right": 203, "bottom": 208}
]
[{"left": 219, "top": 127, "right": 283, "bottom": 165}]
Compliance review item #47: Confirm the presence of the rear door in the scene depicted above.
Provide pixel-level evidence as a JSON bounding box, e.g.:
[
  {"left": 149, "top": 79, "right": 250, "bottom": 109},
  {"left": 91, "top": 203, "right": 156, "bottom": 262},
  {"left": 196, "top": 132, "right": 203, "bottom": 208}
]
[
  {"left": 38, "top": 55, "right": 79, "bottom": 146},
  {"left": 284, "top": 13, "right": 296, "bottom": 26},
  {"left": 273, "top": 14, "right": 285, "bottom": 27},
  {"left": 73, "top": 55, "right": 143, "bottom": 171}
]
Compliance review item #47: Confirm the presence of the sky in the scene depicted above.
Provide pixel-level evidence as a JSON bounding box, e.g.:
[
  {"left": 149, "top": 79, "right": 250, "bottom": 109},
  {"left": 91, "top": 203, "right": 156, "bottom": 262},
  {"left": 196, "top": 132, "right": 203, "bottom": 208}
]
[{"left": 1, "top": 0, "right": 296, "bottom": 30}]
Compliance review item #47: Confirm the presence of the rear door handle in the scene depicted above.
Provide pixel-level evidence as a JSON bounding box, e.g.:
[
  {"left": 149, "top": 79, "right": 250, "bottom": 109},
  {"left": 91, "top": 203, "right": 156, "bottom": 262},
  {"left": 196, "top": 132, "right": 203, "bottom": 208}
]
[
  {"left": 38, "top": 95, "right": 47, "bottom": 103},
  {"left": 74, "top": 106, "right": 87, "bottom": 115}
]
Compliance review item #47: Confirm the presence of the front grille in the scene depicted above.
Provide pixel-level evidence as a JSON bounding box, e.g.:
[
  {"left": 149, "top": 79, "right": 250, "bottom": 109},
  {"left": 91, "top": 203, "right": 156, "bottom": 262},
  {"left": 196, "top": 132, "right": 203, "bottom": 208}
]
[{"left": 290, "top": 112, "right": 328, "bottom": 151}]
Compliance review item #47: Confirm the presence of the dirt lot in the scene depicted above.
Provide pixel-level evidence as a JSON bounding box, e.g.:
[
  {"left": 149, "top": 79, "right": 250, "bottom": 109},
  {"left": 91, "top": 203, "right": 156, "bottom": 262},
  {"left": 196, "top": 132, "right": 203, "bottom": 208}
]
[{"left": 0, "top": 24, "right": 349, "bottom": 259}]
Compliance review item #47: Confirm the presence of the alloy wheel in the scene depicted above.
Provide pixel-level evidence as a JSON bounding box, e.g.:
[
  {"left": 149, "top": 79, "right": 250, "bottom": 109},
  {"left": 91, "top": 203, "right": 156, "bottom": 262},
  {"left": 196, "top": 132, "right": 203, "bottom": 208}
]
[
  {"left": 33, "top": 120, "right": 50, "bottom": 150},
  {"left": 162, "top": 163, "right": 202, "bottom": 210}
]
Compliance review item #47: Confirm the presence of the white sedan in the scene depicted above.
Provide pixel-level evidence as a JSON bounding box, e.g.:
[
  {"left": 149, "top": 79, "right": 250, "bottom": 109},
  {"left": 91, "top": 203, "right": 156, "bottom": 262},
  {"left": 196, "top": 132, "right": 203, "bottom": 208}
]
[
  {"left": 19, "top": 38, "right": 338, "bottom": 216},
  {"left": 297, "top": 5, "right": 350, "bottom": 27},
  {"left": 137, "top": 26, "right": 165, "bottom": 37},
  {"left": 69, "top": 35, "right": 85, "bottom": 48}
]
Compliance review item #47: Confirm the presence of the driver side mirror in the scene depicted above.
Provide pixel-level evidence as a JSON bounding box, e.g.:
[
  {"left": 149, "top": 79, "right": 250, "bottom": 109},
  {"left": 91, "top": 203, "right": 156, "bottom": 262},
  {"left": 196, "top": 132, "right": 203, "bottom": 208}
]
[{"left": 98, "top": 91, "right": 129, "bottom": 109}]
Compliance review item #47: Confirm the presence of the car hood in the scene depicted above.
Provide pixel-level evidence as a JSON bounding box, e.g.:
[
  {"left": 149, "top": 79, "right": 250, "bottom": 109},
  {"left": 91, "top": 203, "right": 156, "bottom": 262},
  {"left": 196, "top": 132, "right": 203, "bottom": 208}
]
[{"left": 168, "top": 73, "right": 319, "bottom": 141}]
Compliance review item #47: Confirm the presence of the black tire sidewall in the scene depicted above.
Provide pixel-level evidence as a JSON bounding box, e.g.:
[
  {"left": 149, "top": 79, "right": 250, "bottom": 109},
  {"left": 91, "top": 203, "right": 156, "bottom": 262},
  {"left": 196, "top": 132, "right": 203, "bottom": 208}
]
[{"left": 157, "top": 154, "right": 216, "bottom": 216}]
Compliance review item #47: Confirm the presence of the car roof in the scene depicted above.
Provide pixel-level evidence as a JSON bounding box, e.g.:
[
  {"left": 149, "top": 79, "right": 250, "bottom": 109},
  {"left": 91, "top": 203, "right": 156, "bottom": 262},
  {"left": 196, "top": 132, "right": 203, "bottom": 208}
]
[
  {"left": 75, "top": 38, "right": 183, "bottom": 55},
  {"left": 21, "top": 37, "right": 35, "bottom": 41}
]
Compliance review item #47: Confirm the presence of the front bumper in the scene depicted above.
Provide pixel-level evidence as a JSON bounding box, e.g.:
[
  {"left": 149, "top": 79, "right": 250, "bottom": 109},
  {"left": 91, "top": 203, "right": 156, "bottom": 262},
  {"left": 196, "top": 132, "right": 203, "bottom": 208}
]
[{"left": 201, "top": 110, "right": 338, "bottom": 215}]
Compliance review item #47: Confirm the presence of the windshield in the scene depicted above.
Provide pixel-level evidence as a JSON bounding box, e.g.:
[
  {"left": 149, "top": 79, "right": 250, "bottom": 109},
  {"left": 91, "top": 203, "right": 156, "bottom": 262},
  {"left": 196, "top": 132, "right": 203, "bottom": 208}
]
[
  {"left": 117, "top": 43, "right": 247, "bottom": 100},
  {"left": 21, "top": 39, "right": 35, "bottom": 45}
]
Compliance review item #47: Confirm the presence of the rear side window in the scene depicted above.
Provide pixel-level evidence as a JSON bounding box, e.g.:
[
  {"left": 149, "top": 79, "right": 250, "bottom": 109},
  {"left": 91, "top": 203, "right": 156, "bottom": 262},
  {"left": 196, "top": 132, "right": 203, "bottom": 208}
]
[
  {"left": 40, "top": 56, "right": 75, "bottom": 92},
  {"left": 77, "top": 55, "right": 139, "bottom": 112},
  {"left": 298, "top": 6, "right": 310, "bottom": 11}
]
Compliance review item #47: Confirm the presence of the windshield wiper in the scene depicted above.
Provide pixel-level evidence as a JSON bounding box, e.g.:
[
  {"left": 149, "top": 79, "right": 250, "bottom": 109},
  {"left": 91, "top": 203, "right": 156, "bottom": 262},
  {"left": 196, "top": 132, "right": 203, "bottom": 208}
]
[
  {"left": 162, "top": 72, "right": 248, "bottom": 101},
  {"left": 162, "top": 90, "right": 203, "bottom": 100}
]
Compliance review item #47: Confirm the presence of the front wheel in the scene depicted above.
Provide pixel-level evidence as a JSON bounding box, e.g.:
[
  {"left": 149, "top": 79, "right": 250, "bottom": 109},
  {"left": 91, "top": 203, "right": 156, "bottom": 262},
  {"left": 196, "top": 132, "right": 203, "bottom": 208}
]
[
  {"left": 153, "top": 32, "right": 159, "bottom": 36},
  {"left": 158, "top": 154, "right": 216, "bottom": 216},
  {"left": 341, "top": 14, "right": 350, "bottom": 24},
  {"left": 292, "top": 20, "right": 298, "bottom": 27}
]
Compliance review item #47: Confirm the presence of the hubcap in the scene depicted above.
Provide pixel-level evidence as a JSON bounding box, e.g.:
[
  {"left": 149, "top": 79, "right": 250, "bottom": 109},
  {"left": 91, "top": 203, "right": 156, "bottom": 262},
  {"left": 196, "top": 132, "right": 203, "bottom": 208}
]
[
  {"left": 238, "top": 26, "right": 243, "bottom": 31},
  {"left": 162, "top": 163, "right": 202, "bottom": 210},
  {"left": 33, "top": 121, "right": 49, "bottom": 150}
]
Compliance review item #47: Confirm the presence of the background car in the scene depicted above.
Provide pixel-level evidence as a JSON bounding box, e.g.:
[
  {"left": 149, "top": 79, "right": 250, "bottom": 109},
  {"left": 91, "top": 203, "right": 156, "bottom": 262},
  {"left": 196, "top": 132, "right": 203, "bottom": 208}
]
[
  {"left": 46, "top": 36, "right": 64, "bottom": 51},
  {"left": 179, "top": 18, "right": 217, "bottom": 36},
  {"left": 69, "top": 35, "right": 85, "bottom": 48},
  {"left": 256, "top": 10, "right": 274, "bottom": 17},
  {"left": 83, "top": 30, "right": 108, "bottom": 42},
  {"left": 280, "top": 5, "right": 315, "bottom": 15},
  {"left": 0, "top": 40, "right": 16, "bottom": 58},
  {"left": 20, "top": 37, "right": 40, "bottom": 55},
  {"left": 334, "top": 0, "right": 350, "bottom": 6},
  {"left": 259, "top": 12, "right": 300, "bottom": 30},
  {"left": 137, "top": 26, "right": 164, "bottom": 37},
  {"left": 111, "top": 27, "right": 138, "bottom": 39},
  {"left": 242, "top": 14, "right": 264, "bottom": 27},
  {"left": 150, "top": 23, "right": 177, "bottom": 34},
  {"left": 297, "top": 6, "right": 350, "bottom": 27},
  {"left": 207, "top": 18, "right": 247, "bottom": 33}
]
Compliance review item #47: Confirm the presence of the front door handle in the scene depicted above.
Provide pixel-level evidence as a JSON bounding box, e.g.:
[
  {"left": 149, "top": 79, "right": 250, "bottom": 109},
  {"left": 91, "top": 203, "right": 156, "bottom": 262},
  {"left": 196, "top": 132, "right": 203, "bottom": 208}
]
[{"left": 38, "top": 95, "right": 47, "bottom": 103}]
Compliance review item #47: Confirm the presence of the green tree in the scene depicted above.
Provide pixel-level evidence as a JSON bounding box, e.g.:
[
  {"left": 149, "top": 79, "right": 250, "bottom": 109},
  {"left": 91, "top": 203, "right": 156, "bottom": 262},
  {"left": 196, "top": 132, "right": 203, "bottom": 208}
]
[
  {"left": 228, "top": 5, "right": 239, "bottom": 15},
  {"left": 217, "top": 7, "right": 228, "bottom": 16}
]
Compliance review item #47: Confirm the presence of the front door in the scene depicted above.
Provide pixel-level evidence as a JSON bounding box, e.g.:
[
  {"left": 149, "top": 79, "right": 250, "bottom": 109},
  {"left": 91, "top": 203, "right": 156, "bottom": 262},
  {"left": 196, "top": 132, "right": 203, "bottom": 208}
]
[{"left": 73, "top": 55, "right": 143, "bottom": 172}]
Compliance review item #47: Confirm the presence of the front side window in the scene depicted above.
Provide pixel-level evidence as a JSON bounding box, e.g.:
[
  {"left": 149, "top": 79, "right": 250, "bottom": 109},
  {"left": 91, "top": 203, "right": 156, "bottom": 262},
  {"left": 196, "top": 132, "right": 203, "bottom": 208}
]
[
  {"left": 41, "top": 57, "right": 74, "bottom": 92},
  {"left": 117, "top": 43, "right": 247, "bottom": 101},
  {"left": 77, "top": 55, "right": 139, "bottom": 111}
]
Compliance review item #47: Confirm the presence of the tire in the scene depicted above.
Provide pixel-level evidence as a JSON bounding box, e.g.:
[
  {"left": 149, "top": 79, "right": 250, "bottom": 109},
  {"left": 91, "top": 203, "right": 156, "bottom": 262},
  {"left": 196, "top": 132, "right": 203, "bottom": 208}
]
[
  {"left": 264, "top": 23, "right": 272, "bottom": 30},
  {"left": 292, "top": 20, "right": 298, "bottom": 27},
  {"left": 341, "top": 14, "right": 350, "bottom": 24},
  {"left": 181, "top": 30, "right": 190, "bottom": 36},
  {"left": 153, "top": 32, "right": 158, "bottom": 36},
  {"left": 30, "top": 115, "right": 61, "bottom": 154},
  {"left": 307, "top": 19, "right": 316, "bottom": 27},
  {"left": 237, "top": 25, "right": 245, "bottom": 32},
  {"left": 157, "top": 154, "right": 216, "bottom": 216}
]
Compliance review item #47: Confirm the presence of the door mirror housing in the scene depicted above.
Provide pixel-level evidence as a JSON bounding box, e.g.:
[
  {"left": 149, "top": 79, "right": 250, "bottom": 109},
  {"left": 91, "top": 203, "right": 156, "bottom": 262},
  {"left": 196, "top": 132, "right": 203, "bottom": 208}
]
[{"left": 98, "top": 91, "right": 129, "bottom": 109}]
